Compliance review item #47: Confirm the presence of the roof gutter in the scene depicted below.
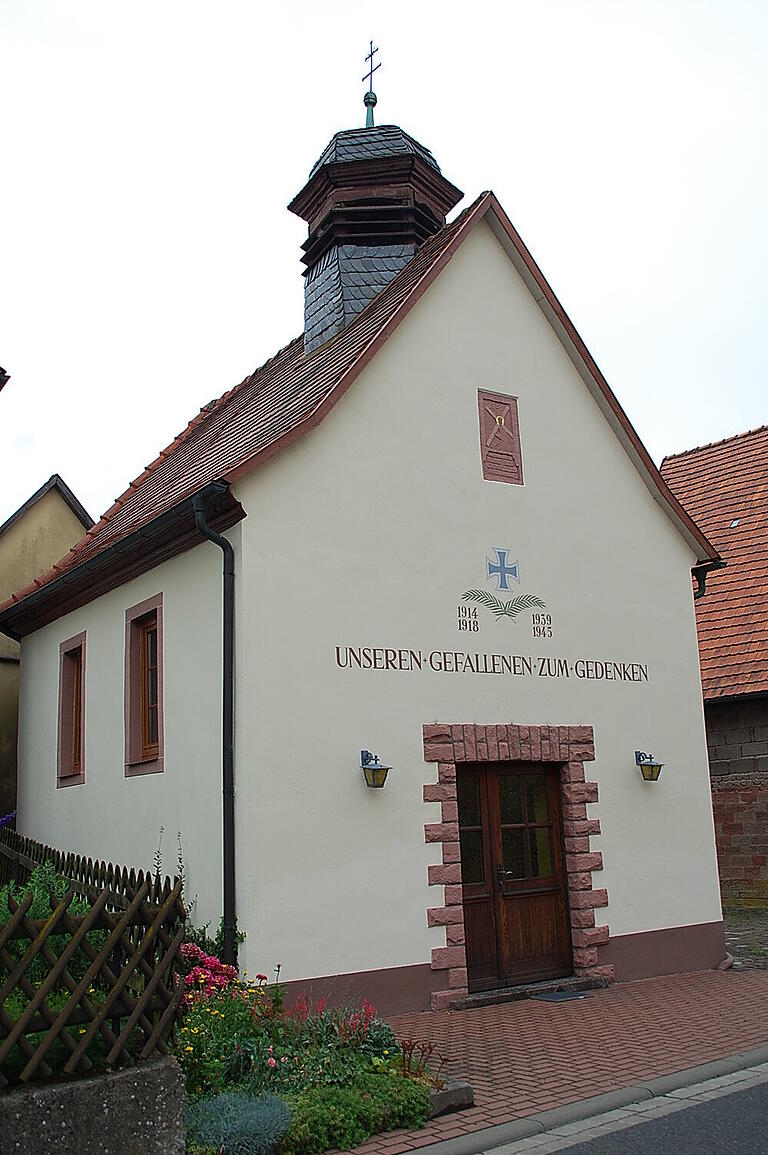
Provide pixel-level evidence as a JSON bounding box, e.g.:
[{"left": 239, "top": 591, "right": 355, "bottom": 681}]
[
  {"left": 693, "top": 558, "right": 727, "bottom": 600},
  {"left": 192, "top": 483, "right": 236, "bottom": 968}
]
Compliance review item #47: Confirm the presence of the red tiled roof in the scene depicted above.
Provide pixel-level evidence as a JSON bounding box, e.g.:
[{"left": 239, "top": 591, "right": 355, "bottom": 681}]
[
  {"left": 662, "top": 426, "right": 768, "bottom": 700},
  {"left": 0, "top": 191, "right": 717, "bottom": 632}
]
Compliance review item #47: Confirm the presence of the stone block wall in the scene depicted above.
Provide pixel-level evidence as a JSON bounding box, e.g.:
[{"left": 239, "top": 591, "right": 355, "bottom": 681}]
[{"left": 706, "top": 696, "right": 768, "bottom": 905}]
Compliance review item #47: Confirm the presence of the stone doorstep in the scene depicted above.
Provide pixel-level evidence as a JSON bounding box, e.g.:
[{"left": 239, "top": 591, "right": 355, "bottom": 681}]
[{"left": 456, "top": 975, "right": 603, "bottom": 1010}]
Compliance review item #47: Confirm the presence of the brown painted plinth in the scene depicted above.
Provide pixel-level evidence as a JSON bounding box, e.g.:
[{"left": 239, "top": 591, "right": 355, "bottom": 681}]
[
  {"left": 280, "top": 962, "right": 448, "bottom": 1017},
  {"left": 0, "top": 1057, "right": 185, "bottom": 1155},
  {"left": 598, "top": 921, "right": 727, "bottom": 981}
]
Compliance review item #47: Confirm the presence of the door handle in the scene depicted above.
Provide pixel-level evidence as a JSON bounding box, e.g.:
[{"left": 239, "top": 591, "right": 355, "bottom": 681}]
[{"left": 497, "top": 863, "right": 504, "bottom": 892}]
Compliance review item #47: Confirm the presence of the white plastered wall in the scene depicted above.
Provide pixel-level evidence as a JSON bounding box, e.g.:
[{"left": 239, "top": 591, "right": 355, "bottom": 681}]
[
  {"left": 233, "top": 218, "right": 722, "bottom": 981},
  {"left": 16, "top": 531, "right": 238, "bottom": 928}
]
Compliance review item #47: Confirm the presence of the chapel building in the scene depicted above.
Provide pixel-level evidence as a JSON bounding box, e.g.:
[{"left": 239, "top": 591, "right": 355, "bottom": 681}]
[{"left": 0, "top": 104, "right": 727, "bottom": 1011}]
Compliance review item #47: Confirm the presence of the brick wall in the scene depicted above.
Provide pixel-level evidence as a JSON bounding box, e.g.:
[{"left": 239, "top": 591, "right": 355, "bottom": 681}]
[
  {"left": 705, "top": 697, "right": 768, "bottom": 779},
  {"left": 707, "top": 696, "right": 768, "bottom": 905}
]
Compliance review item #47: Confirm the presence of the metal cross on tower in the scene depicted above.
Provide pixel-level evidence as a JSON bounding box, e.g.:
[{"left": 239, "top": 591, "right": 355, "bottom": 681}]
[{"left": 362, "top": 40, "right": 380, "bottom": 127}]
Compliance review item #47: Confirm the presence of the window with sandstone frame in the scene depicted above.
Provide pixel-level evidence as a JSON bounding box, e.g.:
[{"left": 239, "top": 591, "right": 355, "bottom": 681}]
[
  {"left": 125, "top": 593, "right": 164, "bottom": 776},
  {"left": 57, "top": 631, "right": 86, "bottom": 787}
]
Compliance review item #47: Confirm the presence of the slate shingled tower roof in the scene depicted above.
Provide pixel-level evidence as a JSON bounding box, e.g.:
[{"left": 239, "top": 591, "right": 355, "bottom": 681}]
[
  {"left": 289, "top": 123, "right": 463, "bottom": 353},
  {"left": 662, "top": 426, "right": 768, "bottom": 700},
  {"left": 308, "top": 125, "right": 442, "bottom": 177}
]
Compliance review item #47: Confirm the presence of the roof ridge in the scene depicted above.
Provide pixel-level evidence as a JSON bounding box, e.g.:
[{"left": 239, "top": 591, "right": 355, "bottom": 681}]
[{"left": 662, "top": 424, "right": 768, "bottom": 464}]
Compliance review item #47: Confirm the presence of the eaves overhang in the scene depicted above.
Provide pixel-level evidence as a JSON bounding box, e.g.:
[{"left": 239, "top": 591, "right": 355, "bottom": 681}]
[{"left": 0, "top": 482, "right": 244, "bottom": 640}]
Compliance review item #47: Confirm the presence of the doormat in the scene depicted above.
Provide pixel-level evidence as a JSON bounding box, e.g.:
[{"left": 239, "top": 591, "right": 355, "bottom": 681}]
[{"left": 531, "top": 991, "right": 592, "bottom": 1003}]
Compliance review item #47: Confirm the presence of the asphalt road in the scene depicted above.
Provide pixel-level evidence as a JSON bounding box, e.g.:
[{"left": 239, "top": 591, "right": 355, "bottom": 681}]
[{"left": 559, "top": 1081, "right": 768, "bottom": 1154}]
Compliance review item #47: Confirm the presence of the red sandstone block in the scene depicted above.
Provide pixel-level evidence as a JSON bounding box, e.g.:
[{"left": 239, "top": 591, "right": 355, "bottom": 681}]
[
  {"left": 569, "top": 888, "right": 608, "bottom": 909},
  {"left": 427, "top": 906, "right": 463, "bottom": 927},
  {"left": 566, "top": 851, "right": 604, "bottom": 873},
  {"left": 423, "top": 783, "right": 454, "bottom": 803},
  {"left": 476, "top": 736, "right": 489, "bottom": 760},
  {"left": 426, "top": 743, "right": 454, "bottom": 763},
  {"left": 448, "top": 967, "right": 469, "bottom": 989},
  {"left": 431, "top": 945, "right": 466, "bottom": 970},
  {"left": 487, "top": 728, "right": 499, "bottom": 759},
  {"left": 441, "top": 800, "right": 459, "bottom": 823},
  {"left": 431, "top": 990, "right": 462, "bottom": 1010},
  {"left": 507, "top": 726, "right": 522, "bottom": 759},
  {"left": 442, "top": 842, "right": 461, "bottom": 864},
  {"left": 568, "top": 743, "right": 596, "bottom": 763},
  {"left": 530, "top": 729, "right": 542, "bottom": 761},
  {"left": 424, "top": 724, "right": 451, "bottom": 743},
  {"left": 424, "top": 822, "right": 458, "bottom": 843},
  {"left": 572, "top": 946, "right": 599, "bottom": 967},
  {"left": 446, "top": 923, "right": 466, "bottom": 945},
  {"left": 565, "top": 837, "right": 590, "bottom": 854},
  {"left": 569, "top": 725, "right": 594, "bottom": 745},
  {"left": 582, "top": 964, "right": 615, "bottom": 983},
  {"left": 570, "top": 909, "right": 596, "bottom": 929},
  {"left": 438, "top": 763, "right": 457, "bottom": 783},
  {"left": 444, "top": 885, "right": 463, "bottom": 906},
  {"left": 499, "top": 740, "right": 510, "bottom": 760},
  {"left": 428, "top": 864, "right": 462, "bottom": 886},
  {"left": 450, "top": 724, "right": 465, "bottom": 747},
  {"left": 463, "top": 726, "right": 477, "bottom": 758},
  {"left": 566, "top": 871, "right": 593, "bottom": 890},
  {"left": 572, "top": 925, "right": 610, "bottom": 948},
  {"left": 565, "top": 818, "right": 601, "bottom": 837},
  {"left": 562, "top": 802, "right": 588, "bottom": 821},
  {"left": 563, "top": 782, "right": 599, "bottom": 804},
  {"left": 561, "top": 763, "right": 586, "bottom": 785}
]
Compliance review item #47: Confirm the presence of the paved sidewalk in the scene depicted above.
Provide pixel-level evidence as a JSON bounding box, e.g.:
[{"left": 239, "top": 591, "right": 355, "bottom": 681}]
[
  {"left": 483, "top": 1059, "right": 768, "bottom": 1152},
  {"left": 352, "top": 970, "right": 768, "bottom": 1154}
]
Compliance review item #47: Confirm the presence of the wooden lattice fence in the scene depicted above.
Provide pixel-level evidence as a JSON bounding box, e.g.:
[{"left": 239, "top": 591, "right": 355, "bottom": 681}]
[{"left": 0, "top": 828, "right": 186, "bottom": 1089}]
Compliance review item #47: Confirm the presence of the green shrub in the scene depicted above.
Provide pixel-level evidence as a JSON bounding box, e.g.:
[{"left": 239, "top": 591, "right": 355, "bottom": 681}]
[
  {"left": 174, "top": 985, "right": 267, "bottom": 1097},
  {"left": 280, "top": 1071, "right": 430, "bottom": 1155},
  {"left": 0, "top": 862, "right": 106, "bottom": 989},
  {"left": 187, "top": 1091, "right": 291, "bottom": 1155}
]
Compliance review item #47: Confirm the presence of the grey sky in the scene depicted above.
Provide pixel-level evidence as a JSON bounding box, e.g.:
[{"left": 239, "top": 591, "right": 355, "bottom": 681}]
[{"left": 1, "top": 0, "right": 765, "bottom": 526}]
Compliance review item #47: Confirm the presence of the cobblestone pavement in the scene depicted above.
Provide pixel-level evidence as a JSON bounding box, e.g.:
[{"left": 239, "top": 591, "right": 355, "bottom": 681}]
[
  {"left": 723, "top": 906, "right": 768, "bottom": 969},
  {"left": 349, "top": 971, "right": 768, "bottom": 1154}
]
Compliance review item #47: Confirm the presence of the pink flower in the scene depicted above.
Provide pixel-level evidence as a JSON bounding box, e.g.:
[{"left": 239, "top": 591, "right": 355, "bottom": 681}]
[{"left": 268, "top": 1057, "right": 277, "bottom": 1068}]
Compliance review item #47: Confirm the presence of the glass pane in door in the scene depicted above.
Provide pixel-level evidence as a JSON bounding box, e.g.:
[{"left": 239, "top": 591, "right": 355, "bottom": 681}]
[
  {"left": 498, "top": 775, "right": 524, "bottom": 824},
  {"left": 525, "top": 774, "right": 549, "bottom": 823},
  {"left": 502, "top": 828, "right": 526, "bottom": 878},
  {"left": 529, "top": 826, "right": 554, "bottom": 877}
]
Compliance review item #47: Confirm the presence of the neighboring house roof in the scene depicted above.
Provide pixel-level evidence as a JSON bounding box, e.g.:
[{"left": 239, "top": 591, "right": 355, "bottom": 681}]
[
  {"left": 0, "top": 191, "right": 718, "bottom": 639},
  {"left": 0, "top": 474, "right": 94, "bottom": 541},
  {"left": 662, "top": 426, "right": 768, "bottom": 701}
]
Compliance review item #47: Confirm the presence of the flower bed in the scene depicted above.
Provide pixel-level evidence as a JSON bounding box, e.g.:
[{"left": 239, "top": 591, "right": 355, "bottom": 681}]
[{"left": 172, "top": 957, "right": 439, "bottom": 1154}]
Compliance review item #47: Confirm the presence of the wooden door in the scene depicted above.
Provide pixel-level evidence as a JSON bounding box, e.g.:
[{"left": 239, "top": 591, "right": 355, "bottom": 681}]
[{"left": 457, "top": 763, "right": 572, "bottom": 991}]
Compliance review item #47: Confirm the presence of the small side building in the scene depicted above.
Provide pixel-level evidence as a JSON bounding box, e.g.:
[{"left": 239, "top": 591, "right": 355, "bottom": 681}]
[
  {"left": 0, "top": 475, "right": 93, "bottom": 817},
  {"left": 662, "top": 427, "right": 768, "bottom": 905}
]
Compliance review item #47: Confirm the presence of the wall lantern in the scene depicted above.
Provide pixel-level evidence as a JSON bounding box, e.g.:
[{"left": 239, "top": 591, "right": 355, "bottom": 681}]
[
  {"left": 635, "top": 751, "right": 664, "bottom": 782},
  {"left": 361, "top": 750, "right": 391, "bottom": 789}
]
